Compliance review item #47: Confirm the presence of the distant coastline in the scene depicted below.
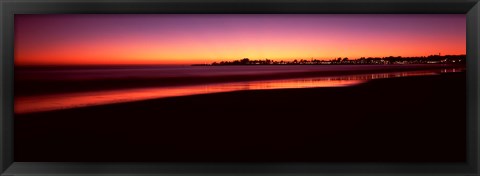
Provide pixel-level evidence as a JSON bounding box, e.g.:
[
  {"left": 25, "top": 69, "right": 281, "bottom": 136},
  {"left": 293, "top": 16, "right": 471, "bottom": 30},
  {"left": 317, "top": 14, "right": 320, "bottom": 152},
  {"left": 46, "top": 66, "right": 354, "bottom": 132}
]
[{"left": 192, "top": 54, "right": 466, "bottom": 66}]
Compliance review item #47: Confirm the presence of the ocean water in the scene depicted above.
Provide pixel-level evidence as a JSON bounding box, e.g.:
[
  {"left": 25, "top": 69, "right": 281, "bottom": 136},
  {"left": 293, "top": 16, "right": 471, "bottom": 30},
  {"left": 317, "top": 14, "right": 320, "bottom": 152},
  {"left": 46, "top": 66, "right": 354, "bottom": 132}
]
[
  {"left": 14, "top": 65, "right": 463, "bottom": 114},
  {"left": 15, "top": 64, "right": 449, "bottom": 81}
]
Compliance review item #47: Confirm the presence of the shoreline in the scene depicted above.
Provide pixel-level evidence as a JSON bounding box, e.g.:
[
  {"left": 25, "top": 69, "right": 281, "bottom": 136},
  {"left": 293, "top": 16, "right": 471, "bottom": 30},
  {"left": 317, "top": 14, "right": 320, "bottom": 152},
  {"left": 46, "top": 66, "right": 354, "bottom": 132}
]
[
  {"left": 15, "top": 64, "right": 464, "bottom": 96},
  {"left": 15, "top": 72, "right": 466, "bottom": 162},
  {"left": 14, "top": 67, "right": 462, "bottom": 114}
]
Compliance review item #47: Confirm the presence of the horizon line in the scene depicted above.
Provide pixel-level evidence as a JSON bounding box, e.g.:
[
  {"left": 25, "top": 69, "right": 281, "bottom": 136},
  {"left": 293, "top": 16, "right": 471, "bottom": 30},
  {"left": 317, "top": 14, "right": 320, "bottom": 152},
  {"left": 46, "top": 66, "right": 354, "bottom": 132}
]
[{"left": 15, "top": 54, "right": 467, "bottom": 67}]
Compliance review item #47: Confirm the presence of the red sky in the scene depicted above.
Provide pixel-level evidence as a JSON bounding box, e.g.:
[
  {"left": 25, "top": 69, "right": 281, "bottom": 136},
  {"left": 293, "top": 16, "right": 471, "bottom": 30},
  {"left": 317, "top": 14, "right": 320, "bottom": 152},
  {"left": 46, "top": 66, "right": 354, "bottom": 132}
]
[{"left": 15, "top": 14, "right": 466, "bottom": 65}]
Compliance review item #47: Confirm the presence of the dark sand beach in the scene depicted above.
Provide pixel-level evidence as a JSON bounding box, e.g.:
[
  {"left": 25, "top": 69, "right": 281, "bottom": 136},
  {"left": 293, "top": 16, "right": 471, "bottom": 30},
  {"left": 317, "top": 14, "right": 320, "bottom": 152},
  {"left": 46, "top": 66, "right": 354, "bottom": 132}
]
[{"left": 15, "top": 72, "right": 466, "bottom": 162}]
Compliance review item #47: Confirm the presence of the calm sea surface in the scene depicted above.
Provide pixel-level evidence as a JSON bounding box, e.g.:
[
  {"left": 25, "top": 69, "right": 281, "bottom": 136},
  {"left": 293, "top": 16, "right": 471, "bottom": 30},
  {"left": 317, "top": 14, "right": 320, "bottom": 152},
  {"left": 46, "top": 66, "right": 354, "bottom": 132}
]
[
  {"left": 15, "top": 64, "right": 450, "bottom": 81},
  {"left": 15, "top": 65, "right": 463, "bottom": 114}
]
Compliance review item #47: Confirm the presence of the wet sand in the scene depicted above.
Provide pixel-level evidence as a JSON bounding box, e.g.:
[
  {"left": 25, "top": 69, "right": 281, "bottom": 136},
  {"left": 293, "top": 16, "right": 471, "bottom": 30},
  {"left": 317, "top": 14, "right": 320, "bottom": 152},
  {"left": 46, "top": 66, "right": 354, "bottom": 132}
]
[
  {"left": 15, "top": 69, "right": 450, "bottom": 114},
  {"left": 15, "top": 72, "right": 466, "bottom": 162}
]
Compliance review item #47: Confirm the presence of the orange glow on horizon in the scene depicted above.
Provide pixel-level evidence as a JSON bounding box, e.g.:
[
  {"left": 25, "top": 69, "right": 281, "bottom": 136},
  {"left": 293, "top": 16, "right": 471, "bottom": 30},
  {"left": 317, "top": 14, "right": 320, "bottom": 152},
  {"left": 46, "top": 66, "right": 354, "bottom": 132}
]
[{"left": 15, "top": 14, "right": 466, "bottom": 66}]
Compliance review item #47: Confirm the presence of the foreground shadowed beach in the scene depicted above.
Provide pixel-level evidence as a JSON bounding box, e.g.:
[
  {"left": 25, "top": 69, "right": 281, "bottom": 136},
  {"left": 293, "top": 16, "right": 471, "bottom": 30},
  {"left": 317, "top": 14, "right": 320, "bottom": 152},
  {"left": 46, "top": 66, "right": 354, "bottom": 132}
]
[{"left": 15, "top": 72, "right": 466, "bottom": 162}]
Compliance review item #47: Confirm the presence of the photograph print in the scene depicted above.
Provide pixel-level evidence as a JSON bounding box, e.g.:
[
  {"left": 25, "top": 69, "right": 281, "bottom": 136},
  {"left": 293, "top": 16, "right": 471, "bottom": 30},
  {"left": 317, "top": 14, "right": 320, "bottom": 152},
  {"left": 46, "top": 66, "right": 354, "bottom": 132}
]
[{"left": 14, "top": 14, "right": 466, "bottom": 162}]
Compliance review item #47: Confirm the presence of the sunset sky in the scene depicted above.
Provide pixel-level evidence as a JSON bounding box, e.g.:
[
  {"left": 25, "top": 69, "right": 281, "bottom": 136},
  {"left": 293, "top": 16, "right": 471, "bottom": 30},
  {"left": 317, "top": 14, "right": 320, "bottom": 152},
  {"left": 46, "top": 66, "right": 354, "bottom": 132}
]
[{"left": 15, "top": 14, "right": 466, "bottom": 66}]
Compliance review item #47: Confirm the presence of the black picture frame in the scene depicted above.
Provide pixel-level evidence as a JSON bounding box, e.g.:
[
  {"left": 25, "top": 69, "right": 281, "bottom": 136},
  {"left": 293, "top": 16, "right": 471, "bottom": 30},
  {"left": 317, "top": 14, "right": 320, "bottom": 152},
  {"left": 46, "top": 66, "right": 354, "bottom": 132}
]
[{"left": 1, "top": 0, "right": 479, "bottom": 175}]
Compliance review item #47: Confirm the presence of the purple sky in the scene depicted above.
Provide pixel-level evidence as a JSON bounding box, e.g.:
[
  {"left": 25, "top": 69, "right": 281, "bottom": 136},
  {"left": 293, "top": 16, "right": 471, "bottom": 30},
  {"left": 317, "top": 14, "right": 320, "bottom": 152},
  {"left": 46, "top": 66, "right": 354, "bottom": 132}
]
[{"left": 15, "top": 14, "right": 466, "bottom": 65}]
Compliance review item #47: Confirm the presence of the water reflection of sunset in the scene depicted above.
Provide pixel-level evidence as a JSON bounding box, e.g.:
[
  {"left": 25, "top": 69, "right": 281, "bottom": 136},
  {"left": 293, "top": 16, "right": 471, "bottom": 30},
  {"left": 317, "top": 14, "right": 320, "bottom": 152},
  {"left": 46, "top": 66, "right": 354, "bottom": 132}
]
[{"left": 14, "top": 69, "right": 462, "bottom": 114}]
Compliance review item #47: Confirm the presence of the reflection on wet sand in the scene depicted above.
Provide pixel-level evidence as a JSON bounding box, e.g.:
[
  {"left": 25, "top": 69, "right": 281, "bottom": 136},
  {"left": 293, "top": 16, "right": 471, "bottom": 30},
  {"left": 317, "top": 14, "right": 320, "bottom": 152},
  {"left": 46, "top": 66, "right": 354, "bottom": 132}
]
[{"left": 15, "top": 68, "right": 463, "bottom": 114}]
